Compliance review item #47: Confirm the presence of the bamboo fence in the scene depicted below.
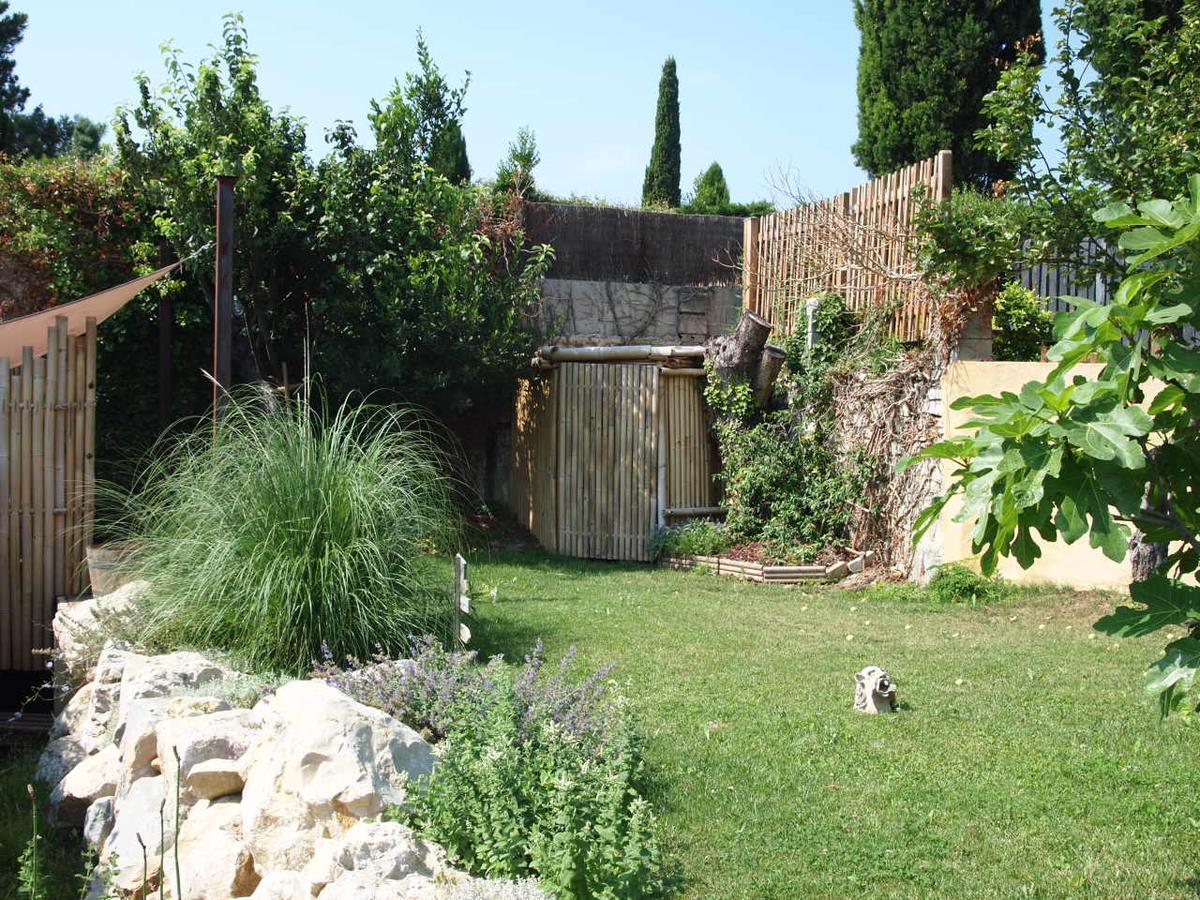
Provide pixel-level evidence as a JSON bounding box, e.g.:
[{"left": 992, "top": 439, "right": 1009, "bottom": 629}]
[
  {"left": 511, "top": 361, "right": 716, "bottom": 562},
  {"left": 2, "top": 316, "right": 96, "bottom": 671},
  {"left": 743, "top": 151, "right": 952, "bottom": 343}
]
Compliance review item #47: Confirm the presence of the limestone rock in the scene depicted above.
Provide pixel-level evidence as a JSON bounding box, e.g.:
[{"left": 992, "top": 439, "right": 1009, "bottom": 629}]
[
  {"left": 49, "top": 681, "right": 94, "bottom": 740},
  {"left": 330, "top": 820, "right": 445, "bottom": 882},
  {"left": 49, "top": 744, "right": 119, "bottom": 828},
  {"left": 82, "top": 796, "right": 115, "bottom": 849},
  {"left": 157, "top": 708, "right": 260, "bottom": 808},
  {"left": 52, "top": 581, "right": 147, "bottom": 680},
  {"left": 163, "top": 796, "right": 259, "bottom": 899},
  {"left": 115, "top": 698, "right": 170, "bottom": 793},
  {"left": 116, "top": 650, "right": 234, "bottom": 734},
  {"left": 187, "top": 757, "right": 245, "bottom": 801},
  {"left": 36, "top": 735, "right": 87, "bottom": 787},
  {"left": 165, "top": 694, "right": 233, "bottom": 718},
  {"left": 79, "top": 644, "right": 149, "bottom": 753},
  {"left": 241, "top": 680, "right": 435, "bottom": 874},
  {"left": 104, "top": 774, "right": 168, "bottom": 894},
  {"left": 318, "top": 872, "right": 440, "bottom": 899},
  {"left": 250, "top": 871, "right": 311, "bottom": 899}
]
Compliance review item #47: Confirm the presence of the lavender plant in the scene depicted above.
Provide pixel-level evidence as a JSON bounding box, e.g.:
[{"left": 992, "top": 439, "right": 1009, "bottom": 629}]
[{"left": 319, "top": 638, "right": 660, "bottom": 898}]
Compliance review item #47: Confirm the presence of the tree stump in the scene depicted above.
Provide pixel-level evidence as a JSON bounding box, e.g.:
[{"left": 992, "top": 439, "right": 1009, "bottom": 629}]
[{"left": 705, "top": 311, "right": 773, "bottom": 381}]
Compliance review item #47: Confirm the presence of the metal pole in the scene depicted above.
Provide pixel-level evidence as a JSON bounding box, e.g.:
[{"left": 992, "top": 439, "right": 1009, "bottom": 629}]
[
  {"left": 157, "top": 241, "right": 173, "bottom": 431},
  {"left": 213, "top": 175, "right": 236, "bottom": 426}
]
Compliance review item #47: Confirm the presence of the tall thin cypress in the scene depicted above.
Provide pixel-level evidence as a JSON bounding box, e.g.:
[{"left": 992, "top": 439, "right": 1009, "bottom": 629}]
[{"left": 642, "top": 57, "right": 680, "bottom": 208}]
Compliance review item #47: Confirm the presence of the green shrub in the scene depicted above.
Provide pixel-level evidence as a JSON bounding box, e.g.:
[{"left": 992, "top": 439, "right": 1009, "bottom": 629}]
[
  {"left": 716, "top": 415, "right": 863, "bottom": 564},
  {"left": 365, "top": 642, "right": 662, "bottom": 899},
  {"left": 107, "top": 392, "right": 458, "bottom": 674},
  {"left": 649, "top": 520, "right": 730, "bottom": 559},
  {"left": 862, "top": 564, "right": 1009, "bottom": 606},
  {"left": 992, "top": 281, "right": 1052, "bottom": 361},
  {"left": 927, "top": 563, "right": 1008, "bottom": 605}
]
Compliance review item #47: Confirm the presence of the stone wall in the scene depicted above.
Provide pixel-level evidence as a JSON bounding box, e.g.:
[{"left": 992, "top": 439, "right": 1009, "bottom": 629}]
[{"left": 40, "top": 582, "right": 548, "bottom": 899}]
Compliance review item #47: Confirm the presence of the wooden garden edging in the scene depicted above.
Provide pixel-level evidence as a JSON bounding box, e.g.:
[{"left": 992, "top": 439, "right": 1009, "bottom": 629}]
[{"left": 661, "top": 551, "right": 875, "bottom": 585}]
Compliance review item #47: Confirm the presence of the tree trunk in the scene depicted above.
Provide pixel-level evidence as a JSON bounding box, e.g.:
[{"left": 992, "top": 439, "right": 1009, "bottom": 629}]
[
  {"left": 752, "top": 345, "right": 786, "bottom": 408},
  {"left": 706, "top": 311, "right": 773, "bottom": 381},
  {"left": 1131, "top": 447, "right": 1168, "bottom": 582}
]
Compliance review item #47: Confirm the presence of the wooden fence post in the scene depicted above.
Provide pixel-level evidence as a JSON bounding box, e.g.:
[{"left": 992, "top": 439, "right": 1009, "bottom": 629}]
[
  {"left": 742, "top": 217, "right": 760, "bottom": 315},
  {"left": 452, "top": 553, "right": 471, "bottom": 648}
]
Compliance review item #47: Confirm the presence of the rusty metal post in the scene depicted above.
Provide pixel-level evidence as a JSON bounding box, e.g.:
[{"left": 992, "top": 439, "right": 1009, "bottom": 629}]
[
  {"left": 213, "top": 175, "right": 236, "bottom": 425},
  {"left": 157, "top": 241, "right": 173, "bottom": 430}
]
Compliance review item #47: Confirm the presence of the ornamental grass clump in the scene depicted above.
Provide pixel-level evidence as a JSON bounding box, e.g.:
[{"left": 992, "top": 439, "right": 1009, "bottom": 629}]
[{"left": 110, "top": 392, "right": 458, "bottom": 674}]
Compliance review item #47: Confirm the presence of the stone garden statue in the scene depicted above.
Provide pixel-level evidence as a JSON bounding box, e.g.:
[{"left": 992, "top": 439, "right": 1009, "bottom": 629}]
[{"left": 854, "top": 666, "right": 897, "bottom": 713}]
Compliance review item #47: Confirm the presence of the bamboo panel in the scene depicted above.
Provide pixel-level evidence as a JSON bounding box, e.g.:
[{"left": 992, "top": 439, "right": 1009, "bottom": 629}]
[
  {"left": 511, "top": 362, "right": 679, "bottom": 562},
  {"left": 1, "top": 323, "right": 97, "bottom": 671},
  {"left": 747, "top": 151, "right": 952, "bottom": 343}
]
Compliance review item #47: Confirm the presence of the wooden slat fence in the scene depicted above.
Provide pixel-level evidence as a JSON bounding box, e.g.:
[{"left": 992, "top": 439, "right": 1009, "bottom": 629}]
[
  {"left": 2, "top": 315, "right": 96, "bottom": 671},
  {"left": 511, "top": 362, "right": 715, "bottom": 561},
  {"left": 744, "top": 151, "right": 952, "bottom": 343}
]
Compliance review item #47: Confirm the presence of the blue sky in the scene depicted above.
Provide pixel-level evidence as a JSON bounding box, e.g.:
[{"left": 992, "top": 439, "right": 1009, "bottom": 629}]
[{"left": 18, "top": 2, "right": 1057, "bottom": 206}]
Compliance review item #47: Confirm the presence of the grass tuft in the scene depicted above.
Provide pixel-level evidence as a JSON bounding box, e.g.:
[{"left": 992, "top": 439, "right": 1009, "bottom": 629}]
[{"left": 104, "top": 391, "right": 459, "bottom": 674}]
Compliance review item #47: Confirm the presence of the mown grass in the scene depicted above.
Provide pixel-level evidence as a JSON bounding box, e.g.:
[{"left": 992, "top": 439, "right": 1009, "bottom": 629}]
[{"left": 469, "top": 550, "right": 1200, "bottom": 899}]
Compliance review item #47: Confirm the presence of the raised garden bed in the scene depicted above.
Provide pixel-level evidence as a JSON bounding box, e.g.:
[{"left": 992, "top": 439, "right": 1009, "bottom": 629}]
[{"left": 660, "top": 551, "right": 875, "bottom": 584}]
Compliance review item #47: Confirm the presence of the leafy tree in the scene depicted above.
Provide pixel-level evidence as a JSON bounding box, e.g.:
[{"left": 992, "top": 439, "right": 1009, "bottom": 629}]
[
  {"left": 641, "top": 57, "right": 680, "bottom": 208},
  {"left": 402, "top": 34, "right": 471, "bottom": 184},
  {"left": 992, "top": 281, "right": 1052, "bottom": 361},
  {"left": 980, "top": 0, "right": 1199, "bottom": 276},
  {"left": 852, "top": 0, "right": 1042, "bottom": 187},
  {"left": 685, "top": 163, "right": 730, "bottom": 214},
  {"left": 114, "top": 14, "right": 324, "bottom": 387},
  {"left": 0, "top": 156, "right": 205, "bottom": 474},
  {"left": 315, "top": 98, "right": 552, "bottom": 414},
  {"left": 0, "top": 0, "right": 28, "bottom": 153},
  {"left": 904, "top": 177, "right": 1200, "bottom": 717},
  {"left": 0, "top": 3, "right": 104, "bottom": 158},
  {"left": 495, "top": 126, "right": 540, "bottom": 198}
]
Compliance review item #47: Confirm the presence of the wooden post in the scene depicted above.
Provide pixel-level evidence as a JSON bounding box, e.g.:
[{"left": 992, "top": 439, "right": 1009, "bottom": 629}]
[
  {"left": 742, "top": 217, "right": 760, "bottom": 315},
  {"left": 935, "top": 149, "right": 953, "bottom": 203},
  {"left": 213, "top": 175, "right": 236, "bottom": 424},
  {"left": 452, "top": 553, "right": 471, "bottom": 647}
]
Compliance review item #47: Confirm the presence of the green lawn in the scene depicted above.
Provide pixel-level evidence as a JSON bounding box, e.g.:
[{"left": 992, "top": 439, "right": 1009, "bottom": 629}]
[{"left": 469, "top": 551, "right": 1200, "bottom": 899}]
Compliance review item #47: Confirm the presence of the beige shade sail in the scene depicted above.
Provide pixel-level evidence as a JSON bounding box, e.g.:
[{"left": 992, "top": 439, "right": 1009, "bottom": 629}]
[{"left": 0, "top": 261, "right": 180, "bottom": 367}]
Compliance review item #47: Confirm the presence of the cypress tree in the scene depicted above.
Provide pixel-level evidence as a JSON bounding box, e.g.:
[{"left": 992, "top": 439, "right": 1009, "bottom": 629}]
[
  {"left": 687, "top": 162, "right": 731, "bottom": 214},
  {"left": 642, "top": 57, "right": 681, "bottom": 208},
  {"left": 852, "top": 0, "right": 1042, "bottom": 186},
  {"left": 430, "top": 120, "right": 471, "bottom": 184}
]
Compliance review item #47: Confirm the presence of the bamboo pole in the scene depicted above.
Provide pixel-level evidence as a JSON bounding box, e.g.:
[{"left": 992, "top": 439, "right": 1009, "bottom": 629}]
[
  {"left": 0, "top": 359, "right": 8, "bottom": 669},
  {"left": 63, "top": 332, "right": 76, "bottom": 597},
  {"left": 43, "top": 327, "right": 57, "bottom": 615},
  {"left": 54, "top": 317, "right": 66, "bottom": 601},
  {"left": 32, "top": 357, "right": 45, "bottom": 659},
  {"left": 20, "top": 348, "right": 34, "bottom": 667},
  {"left": 539, "top": 344, "right": 705, "bottom": 363},
  {"left": 9, "top": 369, "right": 21, "bottom": 666},
  {"left": 84, "top": 318, "right": 97, "bottom": 564}
]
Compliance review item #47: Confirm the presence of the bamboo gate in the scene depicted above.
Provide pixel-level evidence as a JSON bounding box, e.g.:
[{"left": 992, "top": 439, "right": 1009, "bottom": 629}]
[
  {"left": 743, "top": 150, "right": 952, "bottom": 342},
  {"left": 511, "top": 360, "right": 716, "bottom": 562},
  {"left": 1, "top": 316, "right": 96, "bottom": 672}
]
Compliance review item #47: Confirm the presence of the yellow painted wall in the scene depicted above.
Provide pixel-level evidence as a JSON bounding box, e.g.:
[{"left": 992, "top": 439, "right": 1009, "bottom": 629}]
[{"left": 938, "top": 361, "right": 1139, "bottom": 590}]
